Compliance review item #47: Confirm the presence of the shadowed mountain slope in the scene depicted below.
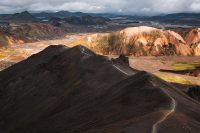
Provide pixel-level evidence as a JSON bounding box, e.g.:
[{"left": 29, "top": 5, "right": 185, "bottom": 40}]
[{"left": 0, "top": 45, "right": 200, "bottom": 133}]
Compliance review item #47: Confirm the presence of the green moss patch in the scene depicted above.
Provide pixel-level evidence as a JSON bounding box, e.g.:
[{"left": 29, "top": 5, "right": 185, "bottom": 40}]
[
  {"left": 172, "top": 62, "right": 200, "bottom": 71},
  {"left": 160, "top": 75, "right": 192, "bottom": 85}
]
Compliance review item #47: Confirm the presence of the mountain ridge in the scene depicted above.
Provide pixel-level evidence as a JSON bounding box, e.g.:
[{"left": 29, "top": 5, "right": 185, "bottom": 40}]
[{"left": 0, "top": 45, "right": 200, "bottom": 133}]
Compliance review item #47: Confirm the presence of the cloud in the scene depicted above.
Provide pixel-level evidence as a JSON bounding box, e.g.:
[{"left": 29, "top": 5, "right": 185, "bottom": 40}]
[{"left": 0, "top": 0, "right": 200, "bottom": 15}]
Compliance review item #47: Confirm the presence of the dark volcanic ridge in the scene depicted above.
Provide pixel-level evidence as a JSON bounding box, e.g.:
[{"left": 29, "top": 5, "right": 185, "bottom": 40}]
[{"left": 0, "top": 45, "right": 200, "bottom": 133}]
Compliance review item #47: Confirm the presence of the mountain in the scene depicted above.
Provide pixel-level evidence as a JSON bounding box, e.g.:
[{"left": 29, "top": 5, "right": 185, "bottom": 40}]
[
  {"left": 33, "top": 10, "right": 127, "bottom": 18},
  {"left": 146, "top": 13, "right": 200, "bottom": 26},
  {"left": 2, "top": 11, "right": 200, "bottom": 26},
  {"left": 89, "top": 26, "right": 192, "bottom": 56},
  {"left": 0, "top": 45, "right": 200, "bottom": 133},
  {"left": 33, "top": 11, "right": 89, "bottom": 18},
  {"left": 47, "top": 15, "right": 110, "bottom": 27},
  {"left": 3, "top": 11, "right": 38, "bottom": 22}
]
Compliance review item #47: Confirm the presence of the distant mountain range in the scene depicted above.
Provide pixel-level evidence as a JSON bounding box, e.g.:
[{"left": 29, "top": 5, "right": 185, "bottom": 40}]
[
  {"left": 1, "top": 11, "right": 200, "bottom": 19},
  {"left": 32, "top": 10, "right": 127, "bottom": 18},
  {"left": 1, "top": 11, "right": 200, "bottom": 26},
  {"left": 145, "top": 13, "right": 200, "bottom": 26},
  {"left": 0, "top": 11, "right": 111, "bottom": 25}
]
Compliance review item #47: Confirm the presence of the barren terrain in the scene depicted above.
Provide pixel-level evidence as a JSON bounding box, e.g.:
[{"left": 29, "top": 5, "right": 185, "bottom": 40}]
[
  {"left": 129, "top": 56, "right": 200, "bottom": 89},
  {"left": 0, "top": 32, "right": 199, "bottom": 89}
]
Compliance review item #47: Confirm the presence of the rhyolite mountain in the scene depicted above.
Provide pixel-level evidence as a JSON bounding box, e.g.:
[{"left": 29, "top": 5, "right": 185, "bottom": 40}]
[
  {"left": 185, "top": 28, "right": 200, "bottom": 56},
  {"left": 0, "top": 45, "right": 200, "bottom": 133},
  {"left": 88, "top": 26, "right": 192, "bottom": 56}
]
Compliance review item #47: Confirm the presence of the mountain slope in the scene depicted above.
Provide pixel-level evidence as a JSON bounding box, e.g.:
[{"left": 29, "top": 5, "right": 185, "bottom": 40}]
[
  {"left": 0, "top": 23, "right": 66, "bottom": 47},
  {"left": 0, "top": 30, "right": 25, "bottom": 47},
  {"left": 0, "top": 45, "right": 200, "bottom": 133}
]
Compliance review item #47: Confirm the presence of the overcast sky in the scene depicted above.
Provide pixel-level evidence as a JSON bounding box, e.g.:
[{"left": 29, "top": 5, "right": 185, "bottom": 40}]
[{"left": 0, "top": 0, "right": 200, "bottom": 15}]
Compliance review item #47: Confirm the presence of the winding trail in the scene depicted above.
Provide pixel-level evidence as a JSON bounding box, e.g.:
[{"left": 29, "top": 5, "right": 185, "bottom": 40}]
[
  {"left": 108, "top": 57, "right": 132, "bottom": 76},
  {"left": 80, "top": 53, "right": 176, "bottom": 132},
  {"left": 80, "top": 46, "right": 92, "bottom": 57},
  {"left": 112, "top": 63, "right": 130, "bottom": 75},
  {"left": 151, "top": 84, "right": 177, "bottom": 133},
  {"left": 108, "top": 56, "right": 177, "bottom": 133}
]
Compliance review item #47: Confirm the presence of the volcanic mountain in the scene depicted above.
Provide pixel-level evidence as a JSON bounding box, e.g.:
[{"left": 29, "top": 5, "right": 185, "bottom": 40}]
[
  {"left": 0, "top": 45, "right": 200, "bottom": 133},
  {"left": 4, "top": 11, "right": 38, "bottom": 22}
]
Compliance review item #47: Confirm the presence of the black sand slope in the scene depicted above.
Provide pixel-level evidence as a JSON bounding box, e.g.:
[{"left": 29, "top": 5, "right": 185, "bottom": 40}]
[{"left": 0, "top": 45, "right": 200, "bottom": 133}]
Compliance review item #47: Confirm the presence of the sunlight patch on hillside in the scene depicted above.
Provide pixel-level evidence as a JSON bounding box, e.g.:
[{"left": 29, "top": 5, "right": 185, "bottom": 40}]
[
  {"left": 160, "top": 75, "right": 192, "bottom": 85},
  {"left": 172, "top": 62, "right": 200, "bottom": 70}
]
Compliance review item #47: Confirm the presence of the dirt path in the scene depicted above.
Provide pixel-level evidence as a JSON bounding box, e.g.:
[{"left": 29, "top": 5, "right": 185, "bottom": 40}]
[
  {"left": 107, "top": 57, "right": 135, "bottom": 76},
  {"left": 151, "top": 85, "right": 177, "bottom": 133}
]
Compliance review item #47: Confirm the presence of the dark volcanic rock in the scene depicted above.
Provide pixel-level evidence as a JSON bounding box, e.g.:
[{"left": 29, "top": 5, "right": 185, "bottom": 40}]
[
  {"left": 0, "top": 45, "right": 200, "bottom": 133},
  {"left": 115, "top": 55, "right": 129, "bottom": 66}
]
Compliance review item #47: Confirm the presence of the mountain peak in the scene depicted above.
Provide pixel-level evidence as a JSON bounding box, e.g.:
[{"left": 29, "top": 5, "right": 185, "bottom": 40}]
[{"left": 4, "top": 11, "right": 38, "bottom": 22}]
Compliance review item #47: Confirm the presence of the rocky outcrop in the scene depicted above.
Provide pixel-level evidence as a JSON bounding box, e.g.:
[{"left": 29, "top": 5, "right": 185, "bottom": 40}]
[{"left": 185, "top": 28, "right": 200, "bottom": 56}]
